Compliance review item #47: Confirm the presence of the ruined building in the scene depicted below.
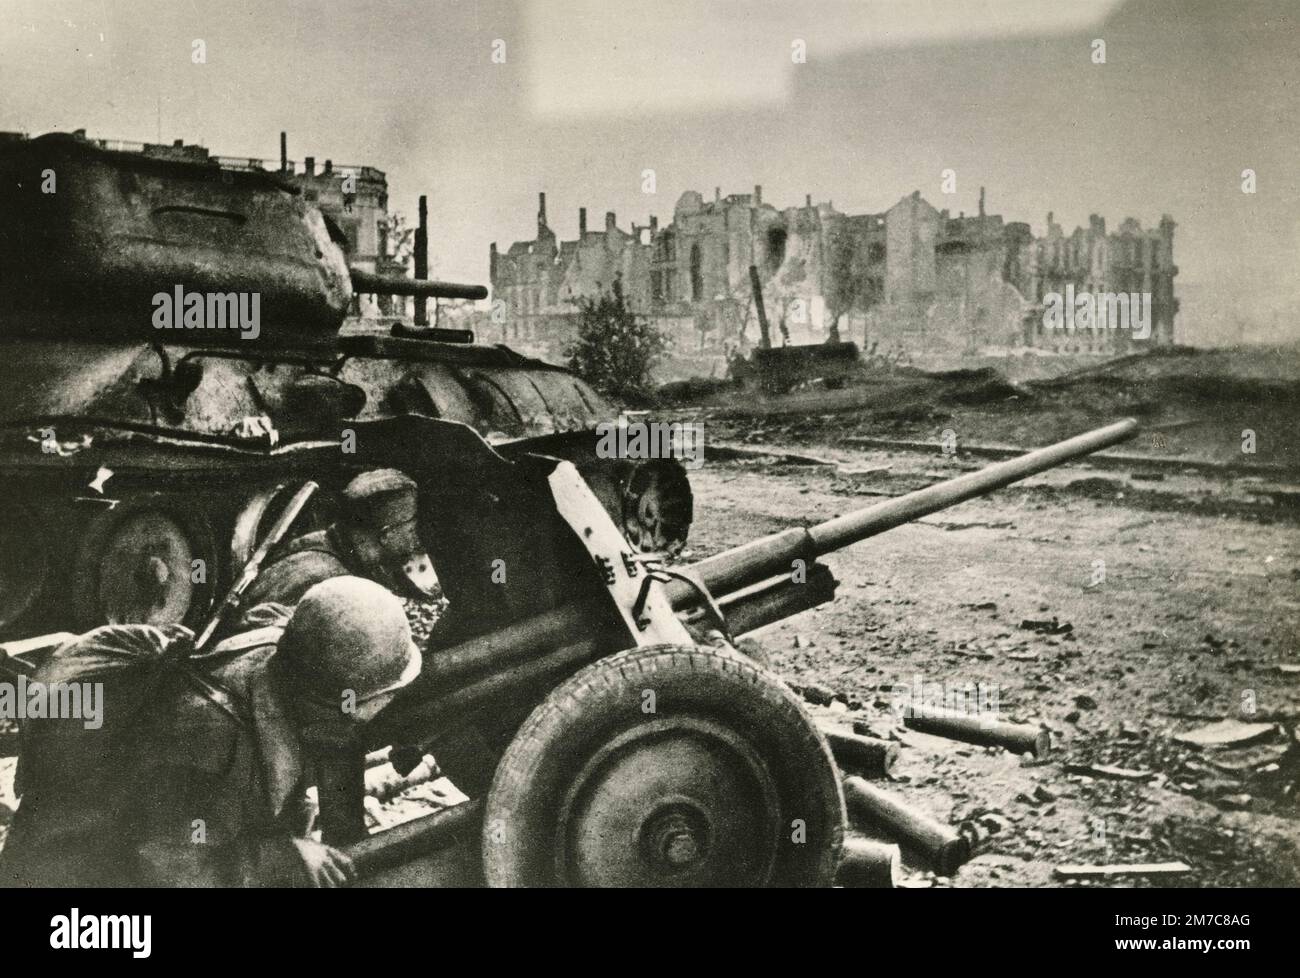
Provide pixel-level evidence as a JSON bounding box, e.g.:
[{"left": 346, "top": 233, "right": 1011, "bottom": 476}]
[
  {"left": 844, "top": 189, "right": 1030, "bottom": 360},
  {"left": 490, "top": 184, "right": 1179, "bottom": 378},
  {"left": 649, "top": 186, "right": 848, "bottom": 355},
  {"left": 1018, "top": 212, "right": 1179, "bottom": 352},
  {"left": 489, "top": 193, "right": 652, "bottom": 361}
]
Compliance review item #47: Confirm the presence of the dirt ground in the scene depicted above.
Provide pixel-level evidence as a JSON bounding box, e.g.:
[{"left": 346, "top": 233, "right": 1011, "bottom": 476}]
[{"left": 685, "top": 439, "right": 1300, "bottom": 887}]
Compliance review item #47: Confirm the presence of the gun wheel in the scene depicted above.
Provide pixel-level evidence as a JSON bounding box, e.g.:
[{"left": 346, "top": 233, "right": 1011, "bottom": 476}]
[{"left": 482, "top": 644, "right": 843, "bottom": 887}]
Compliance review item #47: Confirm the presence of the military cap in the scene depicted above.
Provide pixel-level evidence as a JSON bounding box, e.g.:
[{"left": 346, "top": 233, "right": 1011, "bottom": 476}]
[{"left": 339, "top": 468, "right": 418, "bottom": 532}]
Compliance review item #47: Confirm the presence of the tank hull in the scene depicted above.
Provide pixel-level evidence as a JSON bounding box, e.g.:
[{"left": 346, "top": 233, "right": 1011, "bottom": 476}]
[{"left": 0, "top": 336, "right": 691, "bottom": 637}]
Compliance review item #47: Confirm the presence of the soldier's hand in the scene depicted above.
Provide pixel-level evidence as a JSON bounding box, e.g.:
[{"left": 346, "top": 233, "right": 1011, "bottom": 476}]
[{"left": 292, "top": 839, "right": 356, "bottom": 888}]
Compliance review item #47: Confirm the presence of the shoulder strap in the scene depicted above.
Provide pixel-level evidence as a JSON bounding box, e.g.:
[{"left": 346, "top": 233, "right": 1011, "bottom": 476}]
[{"left": 127, "top": 636, "right": 257, "bottom": 733}]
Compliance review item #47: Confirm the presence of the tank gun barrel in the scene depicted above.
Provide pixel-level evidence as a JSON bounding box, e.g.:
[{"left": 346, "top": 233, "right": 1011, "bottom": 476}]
[{"left": 348, "top": 266, "right": 488, "bottom": 301}]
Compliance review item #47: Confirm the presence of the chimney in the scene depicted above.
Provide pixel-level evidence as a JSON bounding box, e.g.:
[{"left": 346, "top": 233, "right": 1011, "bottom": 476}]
[
  {"left": 979, "top": 186, "right": 986, "bottom": 217},
  {"left": 650, "top": 215, "right": 658, "bottom": 232},
  {"left": 280, "top": 131, "right": 287, "bottom": 172},
  {"left": 305, "top": 156, "right": 315, "bottom": 176},
  {"left": 537, "top": 192, "right": 548, "bottom": 230},
  {"left": 806, "top": 194, "right": 812, "bottom": 208},
  {"left": 324, "top": 159, "right": 333, "bottom": 174},
  {"left": 579, "top": 207, "right": 587, "bottom": 234},
  {"left": 715, "top": 187, "right": 721, "bottom": 202},
  {"left": 415, "top": 195, "right": 429, "bottom": 325},
  {"left": 605, "top": 211, "right": 616, "bottom": 232},
  {"left": 754, "top": 185, "right": 762, "bottom": 206},
  {"left": 173, "top": 139, "right": 183, "bottom": 148}
]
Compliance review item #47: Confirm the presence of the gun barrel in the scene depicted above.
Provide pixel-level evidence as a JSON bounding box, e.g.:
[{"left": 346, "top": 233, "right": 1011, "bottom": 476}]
[
  {"left": 349, "top": 267, "right": 488, "bottom": 301},
  {"left": 809, "top": 418, "right": 1138, "bottom": 554},
  {"left": 678, "top": 418, "right": 1139, "bottom": 600},
  {"left": 369, "top": 419, "right": 1139, "bottom": 745}
]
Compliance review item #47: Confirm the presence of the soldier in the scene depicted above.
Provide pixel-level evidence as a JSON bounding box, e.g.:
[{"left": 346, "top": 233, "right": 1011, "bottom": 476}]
[
  {"left": 242, "top": 468, "right": 436, "bottom": 613},
  {"left": 0, "top": 577, "right": 421, "bottom": 888}
]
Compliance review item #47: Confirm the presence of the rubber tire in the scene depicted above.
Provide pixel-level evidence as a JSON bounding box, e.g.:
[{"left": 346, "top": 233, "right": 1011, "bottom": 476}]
[{"left": 482, "top": 644, "right": 844, "bottom": 888}]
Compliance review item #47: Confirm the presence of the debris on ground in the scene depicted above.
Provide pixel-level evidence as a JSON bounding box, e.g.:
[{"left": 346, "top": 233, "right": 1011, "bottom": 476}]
[
  {"left": 1173, "top": 719, "right": 1277, "bottom": 749},
  {"left": 1064, "top": 763, "right": 1156, "bottom": 781},
  {"left": 1020, "top": 617, "right": 1074, "bottom": 635},
  {"left": 1053, "top": 861, "right": 1192, "bottom": 881}
]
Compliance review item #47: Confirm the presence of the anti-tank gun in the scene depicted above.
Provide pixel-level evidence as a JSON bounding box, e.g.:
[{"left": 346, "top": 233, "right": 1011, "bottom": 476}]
[{"left": 294, "top": 415, "right": 1140, "bottom": 887}]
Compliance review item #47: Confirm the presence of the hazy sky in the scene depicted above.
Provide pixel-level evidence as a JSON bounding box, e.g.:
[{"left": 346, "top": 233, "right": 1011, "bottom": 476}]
[{"left": 2, "top": 0, "right": 1296, "bottom": 344}]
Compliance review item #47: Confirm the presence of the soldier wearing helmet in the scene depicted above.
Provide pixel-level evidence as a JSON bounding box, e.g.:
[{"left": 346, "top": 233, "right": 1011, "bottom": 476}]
[{"left": 0, "top": 577, "right": 422, "bottom": 888}]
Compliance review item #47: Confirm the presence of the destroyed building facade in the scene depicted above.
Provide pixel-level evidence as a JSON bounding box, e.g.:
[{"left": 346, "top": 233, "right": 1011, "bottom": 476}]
[
  {"left": 488, "top": 192, "right": 654, "bottom": 359},
  {"left": 489, "top": 185, "right": 1179, "bottom": 375},
  {"left": 1022, "top": 211, "right": 1179, "bottom": 352}
]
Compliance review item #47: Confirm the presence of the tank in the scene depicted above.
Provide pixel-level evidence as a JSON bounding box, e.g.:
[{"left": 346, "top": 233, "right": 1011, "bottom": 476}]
[{"left": 0, "top": 131, "right": 693, "bottom": 636}]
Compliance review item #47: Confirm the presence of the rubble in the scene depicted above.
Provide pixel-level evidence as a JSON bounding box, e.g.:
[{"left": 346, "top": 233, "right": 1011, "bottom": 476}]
[
  {"left": 1064, "top": 763, "right": 1155, "bottom": 781},
  {"left": 793, "top": 681, "right": 837, "bottom": 706},
  {"left": 836, "top": 464, "right": 893, "bottom": 482},
  {"left": 1020, "top": 617, "right": 1074, "bottom": 635},
  {"left": 1053, "top": 862, "right": 1192, "bottom": 881},
  {"left": 1173, "top": 719, "right": 1276, "bottom": 749},
  {"left": 1214, "top": 794, "right": 1253, "bottom": 811}
]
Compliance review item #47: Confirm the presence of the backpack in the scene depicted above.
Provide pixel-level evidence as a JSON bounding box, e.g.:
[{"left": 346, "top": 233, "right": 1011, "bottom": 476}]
[
  {"left": 12, "top": 603, "right": 293, "bottom": 798},
  {"left": 1, "top": 616, "right": 287, "bottom": 887}
]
